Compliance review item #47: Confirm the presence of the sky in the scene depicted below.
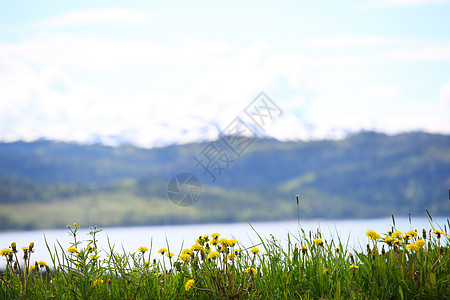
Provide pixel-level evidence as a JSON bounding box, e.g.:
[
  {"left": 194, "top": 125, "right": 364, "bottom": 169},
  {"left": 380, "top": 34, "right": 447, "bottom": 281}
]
[{"left": 0, "top": 0, "right": 449, "bottom": 147}]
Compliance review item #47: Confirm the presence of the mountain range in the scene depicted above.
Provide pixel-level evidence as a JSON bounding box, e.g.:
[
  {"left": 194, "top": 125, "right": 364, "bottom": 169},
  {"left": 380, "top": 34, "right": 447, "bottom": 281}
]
[{"left": 0, "top": 131, "right": 449, "bottom": 230}]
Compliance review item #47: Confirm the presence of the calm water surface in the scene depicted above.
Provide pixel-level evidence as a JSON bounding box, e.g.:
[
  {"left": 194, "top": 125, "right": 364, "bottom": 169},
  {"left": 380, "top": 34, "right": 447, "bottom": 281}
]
[{"left": 1, "top": 217, "right": 447, "bottom": 269}]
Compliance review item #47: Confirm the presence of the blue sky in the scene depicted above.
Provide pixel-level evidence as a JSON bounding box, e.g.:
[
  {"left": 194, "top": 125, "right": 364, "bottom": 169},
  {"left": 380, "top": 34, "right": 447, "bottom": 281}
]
[{"left": 0, "top": 0, "right": 449, "bottom": 146}]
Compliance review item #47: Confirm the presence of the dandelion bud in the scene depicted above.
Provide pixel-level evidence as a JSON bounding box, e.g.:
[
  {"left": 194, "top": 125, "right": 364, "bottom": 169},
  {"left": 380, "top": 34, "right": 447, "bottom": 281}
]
[
  {"left": 22, "top": 247, "right": 29, "bottom": 260},
  {"left": 29, "top": 242, "right": 34, "bottom": 252},
  {"left": 10, "top": 242, "right": 17, "bottom": 253},
  {"left": 301, "top": 245, "right": 307, "bottom": 255},
  {"left": 381, "top": 245, "right": 386, "bottom": 255},
  {"left": 422, "top": 229, "right": 426, "bottom": 240}
]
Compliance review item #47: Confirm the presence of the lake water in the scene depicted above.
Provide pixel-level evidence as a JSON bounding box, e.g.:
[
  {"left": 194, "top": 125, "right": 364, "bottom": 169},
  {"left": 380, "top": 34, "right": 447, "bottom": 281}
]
[{"left": 1, "top": 217, "right": 448, "bottom": 269}]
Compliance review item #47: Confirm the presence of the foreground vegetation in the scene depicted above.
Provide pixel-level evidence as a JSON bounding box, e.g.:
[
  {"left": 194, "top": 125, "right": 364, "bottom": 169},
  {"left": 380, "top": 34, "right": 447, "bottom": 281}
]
[{"left": 1, "top": 218, "right": 449, "bottom": 299}]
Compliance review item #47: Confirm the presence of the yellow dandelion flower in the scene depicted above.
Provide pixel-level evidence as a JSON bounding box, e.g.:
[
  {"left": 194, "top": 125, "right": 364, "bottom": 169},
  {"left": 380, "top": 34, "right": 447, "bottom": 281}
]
[
  {"left": 349, "top": 265, "right": 359, "bottom": 270},
  {"left": 185, "top": 279, "right": 195, "bottom": 291},
  {"left": 217, "top": 238, "right": 228, "bottom": 245},
  {"left": 37, "top": 261, "right": 48, "bottom": 268},
  {"left": 365, "top": 230, "right": 381, "bottom": 240},
  {"left": 314, "top": 238, "right": 323, "bottom": 245},
  {"left": 29, "top": 265, "right": 36, "bottom": 272},
  {"left": 301, "top": 245, "right": 308, "bottom": 254},
  {"left": 432, "top": 229, "right": 445, "bottom": 238},
  {"left": 154, "top": 272, "right": 163, "bottom": 276},
  {"left": 245, "top": 267, "right": 257, "bottom": 275},
  {"left": 0, "top": 249, "right": 12, "bottom": 256},
  {"left": 195, "top": 235, "right": 209, "bottom": 244},
  {"left": 191, "top": 244, "right": 202, "bottom": 251},
  {"left": 67, "top": 247, "right": 78, "bottom": 253},
  {"left": 158, "top": 248, "right": 167, "bottom": 254},
  {"left": 224, "top": 239, "right": 234, "bottom": 246},
  {"left": 250, "top": 247, "right": 260, "bottom": 254},
  {"left": 90, "top": 254, "right": 99, "bottom": 260},
  {"left": 22, "top": 247, "right": 29, "bottom": 251},
  {"left": 207, "top": 251, "right": 220, "bottom": 259},
  {"left": 73, "top": 223, "right": 77, "bottom": 227},
  {"left": 392, "top": 231, "right": 403, "bottom": 238},
  {"left": 228, "top": 239, "right": 238, "bottom": 247},
  {"left": 166, "top": 252, "right": 174, "bottom": 258},
  {"left": 406, "top": 244, "right": 419, "bottom": 251},
  {"left": 182, "top": 249, "right": 192, "bottom": 255},
  {"left": 210, "top": 239, "right": 218, "bottom": 245},
  {"left": 211, "top": 233, "right": 220, "bottom": 238},
  {"left": 138, "top": 246, "right": 148, "bottom": 253},
  {"left": 406, "top": 230, "right": 417, "bottom": 237},
  {"left": 196, "top": 236, "right": 206, "bottom": 245},
  {"left": 179, "top": 253, "right": 191, "bottom": 261},
  {"left": 227, "top": 253, "right": 236, "bottom": 260},
  {"left": 415, "top": 239, "right": 426, "bottom": 247},
  {"left": 234, "top": 248, "right": 241, "bottom": 253},
  {"left": 384, "top": 236, "right": 394, "bottom": 244}
]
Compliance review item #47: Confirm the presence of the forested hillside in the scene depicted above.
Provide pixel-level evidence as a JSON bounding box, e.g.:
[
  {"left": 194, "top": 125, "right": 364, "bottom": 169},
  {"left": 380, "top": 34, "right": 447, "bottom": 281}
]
[{"left": 0, "top": 131, "right": 449, "bottom": 230}]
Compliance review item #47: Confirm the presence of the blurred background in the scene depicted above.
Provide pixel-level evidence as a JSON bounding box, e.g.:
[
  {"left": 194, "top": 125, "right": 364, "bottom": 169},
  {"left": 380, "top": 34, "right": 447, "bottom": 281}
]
[{"left": 0, "top": 0, "right": 449, "bottom": 231}]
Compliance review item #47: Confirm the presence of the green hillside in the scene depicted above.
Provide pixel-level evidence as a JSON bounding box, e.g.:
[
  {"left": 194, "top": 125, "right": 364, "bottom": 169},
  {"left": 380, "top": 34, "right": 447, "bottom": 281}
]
[{"left": 0, "top": 131, "right": 449, "bottom": 230}]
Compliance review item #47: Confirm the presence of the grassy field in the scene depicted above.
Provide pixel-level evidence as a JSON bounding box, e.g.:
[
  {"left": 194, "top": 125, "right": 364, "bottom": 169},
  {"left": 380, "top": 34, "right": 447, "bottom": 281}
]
[{"left": 1, "top": 218, "right": 449, "bottom": 299}]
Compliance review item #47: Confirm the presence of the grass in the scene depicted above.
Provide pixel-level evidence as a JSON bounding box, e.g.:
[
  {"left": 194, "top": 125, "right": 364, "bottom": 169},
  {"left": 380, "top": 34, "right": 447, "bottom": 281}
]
[{"left": 0, "top": 217, "right": 449, "bottom": 299}]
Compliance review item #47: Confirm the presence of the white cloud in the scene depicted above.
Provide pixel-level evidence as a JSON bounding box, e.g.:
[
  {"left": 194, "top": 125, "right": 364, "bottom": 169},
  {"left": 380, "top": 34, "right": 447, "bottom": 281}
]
[
  {"left": 302, "top": 35, "right": 401, "bottom": 47},
  {"left": 33, "top": 8, "right": 153, "bottom": 27},
  {"left": 325, "top": 69, "right": 368, "bottom": 83},
  {"left": 365, "top": 84, "right": 398, "bottom": 99},
  {"left": 440, "top": 80, "right": 450, "bottom": 108},
  {"left": 0, "top": 33, "right": 231, "bottom": 70},
  {"left": 382, "top": 45, "right": 450, "bottom": 61},
  {"left": 300, "top": 35, "right": 450, "bottom": 63},
  {"left": 1, "top": 30, "right": 449, "bottom": 146},
  {"left": 360, "top": 0, "right": 450, "bottom": 9}
]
